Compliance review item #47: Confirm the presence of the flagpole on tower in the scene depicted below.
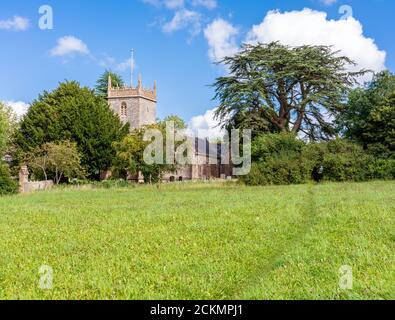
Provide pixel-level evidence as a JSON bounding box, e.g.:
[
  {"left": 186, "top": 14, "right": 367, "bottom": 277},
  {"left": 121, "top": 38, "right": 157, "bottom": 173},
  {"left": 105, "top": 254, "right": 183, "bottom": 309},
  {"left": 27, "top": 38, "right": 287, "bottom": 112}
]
[{"left": 131, "top": 49, "right": 135, "bottom": 88}]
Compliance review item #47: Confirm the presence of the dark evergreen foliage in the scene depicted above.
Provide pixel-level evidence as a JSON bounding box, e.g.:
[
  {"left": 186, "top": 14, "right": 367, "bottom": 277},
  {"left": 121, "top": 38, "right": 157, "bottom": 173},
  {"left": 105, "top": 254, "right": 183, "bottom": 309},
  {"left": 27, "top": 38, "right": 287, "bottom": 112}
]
[
  {"left": 213, "top": 42, "right": 365, "bottom": 140},
  {"left": 15, "top": 81, "right": 129, "bottom": 179}
]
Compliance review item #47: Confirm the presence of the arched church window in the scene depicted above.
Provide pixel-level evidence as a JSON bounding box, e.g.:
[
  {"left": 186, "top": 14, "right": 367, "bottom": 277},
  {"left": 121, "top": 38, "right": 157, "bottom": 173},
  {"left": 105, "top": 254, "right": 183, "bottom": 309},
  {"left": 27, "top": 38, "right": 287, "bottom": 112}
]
[{"left": 121, "top": 102, "right": 127, "bottom": 117}]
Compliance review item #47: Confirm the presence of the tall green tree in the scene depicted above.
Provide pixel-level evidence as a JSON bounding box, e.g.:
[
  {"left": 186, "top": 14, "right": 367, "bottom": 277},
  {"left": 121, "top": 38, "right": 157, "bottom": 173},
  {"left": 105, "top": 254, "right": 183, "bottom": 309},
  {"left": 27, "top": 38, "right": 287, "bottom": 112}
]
[
  {"left": 95, "top": 70, "right": 125, "bottom": 97},
  {"left": 25, "top": 141, "right": 85, "bottom": 184},
  {"left": 336, "top": 71, "right": 395, "bottom": 157},
  {"left": 225, "top": 109, "right": 278, "bottom": 139},
  {"left": 0, "top": 163, "right": 17, "bottom": 195},
  {"left": 213, "top": 42, "right": 365, "bottom": 140},
  {"left": 162, "top": 115, "right": 187, "bottom": 130},
  {"left": 362, "top": 91, "right": 395, "bottom": 157},
  {"left": 113, "top": 117, "right": 186, "bottom": 183},
  {"left": 0, "top": 102, "right": 16, "bottom": 155},
  {"left": 0, "top": 102, "right": 9, "bottom": 155},
  {"left": 0, "top": 102, "right": 17, "bottom": 195},
  {"left": 15, "top": 81, "right": 129, "bottom": 179}
]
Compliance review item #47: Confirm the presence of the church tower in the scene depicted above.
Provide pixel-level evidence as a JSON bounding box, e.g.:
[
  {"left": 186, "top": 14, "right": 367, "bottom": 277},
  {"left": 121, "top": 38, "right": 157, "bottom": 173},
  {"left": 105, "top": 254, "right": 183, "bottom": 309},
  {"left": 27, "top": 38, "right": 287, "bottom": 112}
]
[{"left": 107, "top": 74, "right": 157, "bottom": 130}]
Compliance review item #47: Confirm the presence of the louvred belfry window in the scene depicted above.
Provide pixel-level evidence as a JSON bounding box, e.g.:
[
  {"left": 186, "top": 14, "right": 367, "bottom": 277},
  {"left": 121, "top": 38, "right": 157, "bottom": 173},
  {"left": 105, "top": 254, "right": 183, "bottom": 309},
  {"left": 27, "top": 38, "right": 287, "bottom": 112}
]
[{"left": 121, "top": 102, "right": 127, "bottom": 118}]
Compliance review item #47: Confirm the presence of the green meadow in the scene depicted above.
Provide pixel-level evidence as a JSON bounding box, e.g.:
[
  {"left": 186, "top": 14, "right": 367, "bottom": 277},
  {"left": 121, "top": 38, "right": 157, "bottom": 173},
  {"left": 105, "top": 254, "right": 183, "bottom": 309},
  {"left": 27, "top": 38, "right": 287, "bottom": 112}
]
[{"left": 0, "top": 181, "right": 394, "bottom": 300}]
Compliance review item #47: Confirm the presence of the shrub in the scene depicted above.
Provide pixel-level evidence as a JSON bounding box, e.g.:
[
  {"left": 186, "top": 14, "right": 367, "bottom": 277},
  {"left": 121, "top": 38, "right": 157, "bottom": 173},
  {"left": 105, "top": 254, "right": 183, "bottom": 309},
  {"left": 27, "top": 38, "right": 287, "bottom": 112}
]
[
  {"left": 69, "top": 178, "right": 91, "bottom": 186},
  {"left": 368, "top": 159, "right": 395, "bottom": 180},
  {"left": 251, "top": 133, "right": 306, "bottom": 162},
  {"left": 242, "top": 135, "right": 394, "bottom": 186},
  {"left": 0, "top": 163, "right": 17, "bottom": 195},
  {"left": 242, "top": 133, "right": 312, "bottom": 186},
  {"left": 243, "top": 159, "right": 312, "bottom": 186},
  {"left": 304, "top": 139, "right": 374, "bottom": 182},
  {"left": 96, "top": 179, "right": 134, "bottom": 189}
]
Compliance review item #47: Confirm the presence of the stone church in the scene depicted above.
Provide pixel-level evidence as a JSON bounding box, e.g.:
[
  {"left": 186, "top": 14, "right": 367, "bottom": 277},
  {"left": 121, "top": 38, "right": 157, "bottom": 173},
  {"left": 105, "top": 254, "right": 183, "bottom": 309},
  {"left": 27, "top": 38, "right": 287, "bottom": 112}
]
[{"left": 107, "top": 74, "right": 232, "bottom": 181}]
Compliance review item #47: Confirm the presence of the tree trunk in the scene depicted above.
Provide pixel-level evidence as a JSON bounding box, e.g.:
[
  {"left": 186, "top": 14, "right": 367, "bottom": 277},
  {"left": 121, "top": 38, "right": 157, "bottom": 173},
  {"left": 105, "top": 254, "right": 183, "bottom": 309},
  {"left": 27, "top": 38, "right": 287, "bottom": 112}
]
[
  {"left": 292, "top": 110, "right": 305, "bottom": 133},
  {"left": 57, "top": 172, "right": 63, "bottom": 185},
  {"left": 55, "top": 168, "right": 59, "bottom": 185},
  {"left": 41, "top": 167, "right": 48, "bottom": 182}
]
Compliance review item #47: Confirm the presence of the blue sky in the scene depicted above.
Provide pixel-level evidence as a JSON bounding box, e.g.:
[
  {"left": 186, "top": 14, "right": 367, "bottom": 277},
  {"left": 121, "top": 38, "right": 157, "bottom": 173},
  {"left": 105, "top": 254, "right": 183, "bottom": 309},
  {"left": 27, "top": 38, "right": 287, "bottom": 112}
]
[{"left": 0, "top": 0, "right": 394, "bottom": 134}]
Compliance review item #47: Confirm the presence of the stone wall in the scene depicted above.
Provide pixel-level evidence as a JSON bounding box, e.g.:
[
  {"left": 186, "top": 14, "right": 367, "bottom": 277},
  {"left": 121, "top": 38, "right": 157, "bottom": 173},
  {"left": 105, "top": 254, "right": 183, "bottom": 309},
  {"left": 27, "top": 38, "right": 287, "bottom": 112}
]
[
  {"left": 107, "top": 76, "right": 157, "bottom": 131},
  {"left": 138, "top": 97, "right": 157, "bottom": 127},
  {"left": 21, "top": 181, "right": 54, "bottom": 193},
  {"left": 18, "top": 166, "right": 54, "bottom": 194},
  {"left": 108, "top": 96, "right": 156, "bottom": 130}
]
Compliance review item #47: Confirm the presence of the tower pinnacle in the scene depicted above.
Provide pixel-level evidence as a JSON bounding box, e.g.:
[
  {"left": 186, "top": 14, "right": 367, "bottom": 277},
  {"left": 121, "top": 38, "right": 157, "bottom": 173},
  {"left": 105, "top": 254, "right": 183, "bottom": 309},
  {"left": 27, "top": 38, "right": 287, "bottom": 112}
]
[{"left": 108, "top": 74, "right": 112, "bottom": 93}]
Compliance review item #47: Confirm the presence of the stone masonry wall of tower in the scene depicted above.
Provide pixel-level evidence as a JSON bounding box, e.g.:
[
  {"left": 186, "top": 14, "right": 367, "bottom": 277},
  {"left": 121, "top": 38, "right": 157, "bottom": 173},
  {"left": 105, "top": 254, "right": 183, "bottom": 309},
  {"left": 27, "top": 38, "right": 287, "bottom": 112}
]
[{"left": 107, "top": 74, "right": 157, "bottom": 130}]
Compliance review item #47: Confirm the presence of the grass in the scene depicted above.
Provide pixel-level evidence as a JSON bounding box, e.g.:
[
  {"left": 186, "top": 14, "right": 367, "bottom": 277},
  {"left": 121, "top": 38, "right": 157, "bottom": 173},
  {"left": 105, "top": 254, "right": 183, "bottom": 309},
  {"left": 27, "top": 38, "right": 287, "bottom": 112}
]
[{"left": 0, "top": 181, "right": 394, "bottom": 300}]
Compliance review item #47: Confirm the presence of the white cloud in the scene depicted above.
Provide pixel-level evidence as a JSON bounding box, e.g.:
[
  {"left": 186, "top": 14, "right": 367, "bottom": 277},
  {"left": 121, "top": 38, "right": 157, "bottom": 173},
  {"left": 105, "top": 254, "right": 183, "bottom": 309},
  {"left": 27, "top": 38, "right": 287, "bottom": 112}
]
[
  {"left": 97, "top": 54, "right": 136, "bottom": 81},
  {"left": 142, "top": 0, "right": 160, "bottom": 7},
  {"left": 0, "top": 16, "right": 29, "bottom": 31},
  {"left": 246, "top": 9, "right": 386, "bottom": 80},
  {"left": 163, "top": 9, "right": 202, "bottom": 36},
  {"left": 164, "top": 0, "right": 185, "bottom": 9},
  {"left": 4, "top": 101, "right": 30, "bottom": 119},
  {"left": 321, "top": 0, "right": 337, "bottom": 5},
  {"left": 50, "top": 36, "right": 90, "bottom": 57},
  {"left": 192, "top": 0, "right": 217, "bottom": 9},
  {"left": 144, "top": 0, "right": 216, "bottom": 39},
  {"left": 143, "top": 0, "right": 184, "bottom": 9},
  {"left": 204, "top": 18, "right": 239, "bottom": 63},
  {"left": 98, "top": 54, "right": 116, "bottom": 68},
  {"left": 187, "top": 108, "right": 225, "bottom": 140},
  {"left": 116, "top": 57, "right": 136, "bottom": 72}
]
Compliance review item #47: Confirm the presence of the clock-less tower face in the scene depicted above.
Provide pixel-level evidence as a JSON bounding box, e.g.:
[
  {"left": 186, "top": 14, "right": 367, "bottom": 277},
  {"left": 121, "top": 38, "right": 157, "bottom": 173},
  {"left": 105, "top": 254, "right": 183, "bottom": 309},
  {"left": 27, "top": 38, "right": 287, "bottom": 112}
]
[{"left": 107, "top": 75, "right": 157, "bottom": 130}]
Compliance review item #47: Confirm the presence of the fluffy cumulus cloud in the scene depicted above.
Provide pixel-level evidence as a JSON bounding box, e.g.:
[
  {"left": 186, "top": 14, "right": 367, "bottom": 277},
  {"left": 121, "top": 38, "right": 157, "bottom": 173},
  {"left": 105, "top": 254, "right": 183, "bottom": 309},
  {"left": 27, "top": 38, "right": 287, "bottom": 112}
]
[
  {"left": 187, "top": 108, "right": 225, "bottom": 140},
  {"left": 204, "top": 18, "right": 239, "bottom": 62},
  {"left": 198, "top": 8, "right": 387, "bottom": 135},
  {"left": 246, "top": 9, "right": 386, "bottom": 78},
  {"left": 50, "top": 36, "right": 90, "bottom": 57},
  {"left": 144, "top": 0, "right": 217, "bottom": 37},
  {"left": 0, "top": 16, "right": 29, "bottom": 31},
  {"left": 4, "top": 101, "right": 30, "bottom": 119},
  {"left": 163, "top": 9, "right": 202, "bottom": 36}
]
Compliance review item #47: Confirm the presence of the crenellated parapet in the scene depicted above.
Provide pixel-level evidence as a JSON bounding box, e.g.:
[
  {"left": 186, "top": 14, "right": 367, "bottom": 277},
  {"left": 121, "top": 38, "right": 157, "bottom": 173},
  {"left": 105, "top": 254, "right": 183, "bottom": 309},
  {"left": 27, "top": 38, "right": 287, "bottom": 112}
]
[{"left": 107, "top": 74, "right": 157, "bottom": 102}]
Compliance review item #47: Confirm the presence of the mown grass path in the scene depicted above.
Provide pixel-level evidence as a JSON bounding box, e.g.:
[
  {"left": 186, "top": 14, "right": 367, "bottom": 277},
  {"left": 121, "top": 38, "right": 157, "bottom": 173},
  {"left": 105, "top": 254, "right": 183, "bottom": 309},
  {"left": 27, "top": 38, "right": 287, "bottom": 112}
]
[
  {"left": 0, "top": 181, "right": 394, "bottom": 299},
  {"left": 233, "top": 185, "right": 319, "bottom": 299}
]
